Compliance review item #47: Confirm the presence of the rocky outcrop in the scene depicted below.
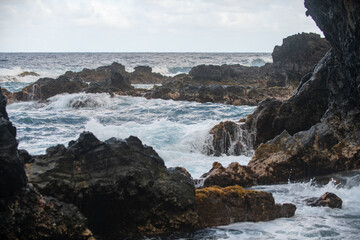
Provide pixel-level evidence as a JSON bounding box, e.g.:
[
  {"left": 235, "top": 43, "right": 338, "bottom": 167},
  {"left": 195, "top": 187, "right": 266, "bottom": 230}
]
[
  {"left": 3, "top": 63, "right": 168, "bottom": 103},
  {"left": 199, "top": 162, "right": 256, "bottom": 188},
  {"left": 242, "top": 51, "right": 333, "bottom": 150},
  {"left": 146, "top": 33, "right": 329, "bottom": 105},
  {"left": 27, "top": 132, "right": 198, "bottom": 239},
  {"left": 306, "top": 192, "right": 343, "bottom": 209},
  {"left": 0, "top": 88, "right": 93, "bottom": 239},
  {"left": 195, "top": 185, "right": 296, "bottom": 228},
  {"left": 223, "top": 0, "right": 360, "bottom": 185},
  {"left": 130, "top": 66, "right": 168, "bottom": 84}
]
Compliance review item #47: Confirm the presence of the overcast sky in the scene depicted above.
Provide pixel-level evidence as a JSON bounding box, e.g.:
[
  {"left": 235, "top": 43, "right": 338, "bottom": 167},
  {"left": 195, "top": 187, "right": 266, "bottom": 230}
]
[{"left": 0, "top": 0, "right": 322, "bottom": 52}]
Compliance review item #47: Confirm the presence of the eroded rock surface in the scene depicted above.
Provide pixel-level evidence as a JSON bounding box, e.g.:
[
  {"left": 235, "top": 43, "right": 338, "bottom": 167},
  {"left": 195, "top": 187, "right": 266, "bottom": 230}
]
[
  {"left": 27, "top": 132, "right": 198, "bottom": 239},
  {"left": 195, "top": 185, "right": 296, "bottom": 228}
]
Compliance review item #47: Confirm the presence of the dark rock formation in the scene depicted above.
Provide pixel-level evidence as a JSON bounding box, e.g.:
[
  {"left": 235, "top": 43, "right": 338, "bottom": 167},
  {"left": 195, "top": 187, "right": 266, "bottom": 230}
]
[
  {"left": 199, "top": 162, "right": 256, "bottom": 188},
  {"left": 306, "top": 192, "right": 343, "bottom": 208},
  {"left": 242, "top": 0, "right": 360, "bottom": 184},
  {"left": 130, "top": 65, "right": 168, "bottom": 84},
  {"left": 0, "top": 88, "right": 93, "bottom": 239},
  {"left": 272, "top": 32, "right": 331, "bottom": 76},
  {"left": 242, "top": 51, "right": 333, "bottom": 149},
  {"left": 27, "top": 132, "right": 198, "bottom": 239},
  {"left": 0, "top": 186, "right": 92, "bottom": 240},
  {"left": 203, "top": 1, "right": 360, "bottom": 184},
  {"left": 0, "top": 87, "right": 27, "bottom": 197},
  {"left": 195, "top": 185, "right": 296, "bottom": 228},
  {"left": 14, "top": 76, "right": 89, "bottom": 101},
  {"left": 146, "top": 33, "right": 329, "bottom": 105},
  {"left": 64, "top": 62, "right": 126, "bottom": 83}
]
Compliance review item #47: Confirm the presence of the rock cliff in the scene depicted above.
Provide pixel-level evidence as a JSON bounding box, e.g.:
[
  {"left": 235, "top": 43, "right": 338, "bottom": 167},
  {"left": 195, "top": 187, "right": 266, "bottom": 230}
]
[{"left": 206, "top": 0, "right": 360, "bottom": 185}]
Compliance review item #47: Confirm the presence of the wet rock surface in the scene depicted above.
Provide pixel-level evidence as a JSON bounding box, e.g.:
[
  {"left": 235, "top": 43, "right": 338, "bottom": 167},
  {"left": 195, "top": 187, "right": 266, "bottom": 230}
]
[
  {"left": 306, "top": 192, "right": 343, "bottom": 209},
  {"left": 195, "top": 185, "right": 296, "bottom": 228},
  {"left": 27, "top": 132, "right": 198, "bottom": 239}
]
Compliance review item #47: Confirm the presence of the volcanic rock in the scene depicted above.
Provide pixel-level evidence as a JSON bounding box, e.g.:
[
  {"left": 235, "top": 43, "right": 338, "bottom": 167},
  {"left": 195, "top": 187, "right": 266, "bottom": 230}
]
[
  {"left": 27, "top": 132, "right": 198, "bottom": 239},
  {"left": 306, "top": 192, "right": 343, "bottom": 208},
  {"left": 147, "top": 33, "right": 329, "bottom": 105},
  {"left": 195, "top": 185, "right": 296, "bottom": 228},
  {"left": 0, "top": 88, "right": 93, "bottom": 239},
  {"left": 199, "top": 162, "right": 256, "bottom": 188},
  {"left": 130, "top": 65, "right": 168, "bottom": 84},
  {"left": 239, "top": 0, "right": 360, "bottom": 184},
  {"left": 0, "top": 87, "right": 27, "bottom": 197},
  {"left": 17, "top": 71, "right": 40, "bottom": 77}
]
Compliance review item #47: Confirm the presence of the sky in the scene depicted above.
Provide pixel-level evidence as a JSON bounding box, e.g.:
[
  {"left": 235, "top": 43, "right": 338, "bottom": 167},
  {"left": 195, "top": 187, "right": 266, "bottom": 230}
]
[{"left": 0, "top": 0, "right": 323, "bottom": 52}]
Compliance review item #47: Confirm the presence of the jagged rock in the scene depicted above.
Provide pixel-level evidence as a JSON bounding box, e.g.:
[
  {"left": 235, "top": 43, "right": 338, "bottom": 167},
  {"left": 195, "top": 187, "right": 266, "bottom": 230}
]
[
  {"left": 17, "top": 71, "right": 40, "bottom": 77},
  {"left": 64, "top": 62, "right": 127, "bottom": 83},
  {"left": 14, "top": 76, "right": 88, "bottom": 101},
  {"left": 195, "top": 185, "right": 296, "bottom": 228},
  {"left": 130, "top": 65, "right": 168, "bottom": 84},
  {"left": 199, "top": 162, "right": 256, "bottom": 188},
  {"left": 189, "top": 65, "right": 222, "bottom": 82},
  {"left": 0, "top": 89, "right": 93, "bottom": 239},
  {"left": 0, "top": 186, "right": 93, "bottom": 240},
  {"left": 272, "top": 32, "right": 331, "bottom": 74},
  {"left": 237, "top": 0, "right": 360, "bottom": 184},
  {"left": 147, "top": 33, "right": 329, "bottom": 105},
  {"left": 0, "top": 87, "right": 27, "bottom": 197},
  {"left": 27, "top": 132, "right": 198, "bottom": 239},
  {"left": 306, "top": 192, "right": 343, "bottom": 208}
]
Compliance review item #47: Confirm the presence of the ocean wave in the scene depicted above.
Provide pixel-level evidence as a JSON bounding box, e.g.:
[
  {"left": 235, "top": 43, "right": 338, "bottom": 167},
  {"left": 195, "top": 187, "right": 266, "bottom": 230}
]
[{"left": 47, "top": 92, "right": 112, "bottom": 109}]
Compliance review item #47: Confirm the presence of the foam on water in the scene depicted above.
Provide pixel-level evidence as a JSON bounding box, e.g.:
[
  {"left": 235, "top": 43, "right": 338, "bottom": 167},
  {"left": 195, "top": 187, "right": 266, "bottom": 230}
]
[{"left": 7, "top": 94, "right": 254, "bottom": 178}]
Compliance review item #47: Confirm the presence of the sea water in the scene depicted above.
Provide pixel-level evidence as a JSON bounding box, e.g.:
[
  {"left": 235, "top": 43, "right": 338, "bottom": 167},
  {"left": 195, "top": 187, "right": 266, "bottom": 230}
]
[{"left": 1, "top": 52, "right": 359, "bottom": 239}]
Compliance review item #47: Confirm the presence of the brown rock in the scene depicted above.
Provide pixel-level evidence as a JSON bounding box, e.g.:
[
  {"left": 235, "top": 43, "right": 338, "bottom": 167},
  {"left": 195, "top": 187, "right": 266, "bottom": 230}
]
[
  {"left": 306, "top": 192, "right": 343, "bottom": 209},
  {"left": 195, "top": 185, "right": 296, "bottom": 228},
  {"left": 200, "top": 162, "right": 256, "bottom": 188}
]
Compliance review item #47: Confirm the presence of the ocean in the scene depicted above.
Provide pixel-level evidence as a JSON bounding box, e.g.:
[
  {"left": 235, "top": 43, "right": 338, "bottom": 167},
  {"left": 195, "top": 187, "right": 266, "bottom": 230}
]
[{"left": 1, "top": 52, "right": 359, "bottom": 239}]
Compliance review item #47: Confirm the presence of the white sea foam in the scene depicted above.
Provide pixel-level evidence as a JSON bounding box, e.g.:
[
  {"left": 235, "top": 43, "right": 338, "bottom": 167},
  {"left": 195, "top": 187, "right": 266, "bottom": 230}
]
[{"left": 47, "top": 92, "right": 112, "bottom": 109}]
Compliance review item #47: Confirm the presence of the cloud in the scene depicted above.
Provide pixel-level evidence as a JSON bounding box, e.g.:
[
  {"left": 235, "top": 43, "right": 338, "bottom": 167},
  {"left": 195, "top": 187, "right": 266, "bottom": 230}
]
[{"left": 0, "top": 0, "right": 322, "bottom": 52}]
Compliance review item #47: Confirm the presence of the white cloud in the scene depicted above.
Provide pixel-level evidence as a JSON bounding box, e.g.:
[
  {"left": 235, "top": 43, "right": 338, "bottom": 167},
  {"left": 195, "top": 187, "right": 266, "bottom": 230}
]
[{"left": 0, "top": 0, "right": 323, "bottom": 52}]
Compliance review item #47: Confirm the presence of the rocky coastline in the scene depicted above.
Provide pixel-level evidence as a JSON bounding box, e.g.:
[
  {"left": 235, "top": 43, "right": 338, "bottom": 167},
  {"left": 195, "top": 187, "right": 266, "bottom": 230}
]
[
  {"left": 2, "top": 33, "right": 328, "bottom": 107},
  {"left": 1, "top": 0, "right": 359, "bottom": 238}
]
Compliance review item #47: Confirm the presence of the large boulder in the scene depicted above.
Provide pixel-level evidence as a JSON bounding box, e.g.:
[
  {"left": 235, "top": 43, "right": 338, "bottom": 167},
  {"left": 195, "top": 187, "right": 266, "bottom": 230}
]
[
  {"left": 195, "top": 185, "right": 296, "bottom": 228},
  {"left": 27, "top": 132, "right": 198, "bottom": 239}
]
